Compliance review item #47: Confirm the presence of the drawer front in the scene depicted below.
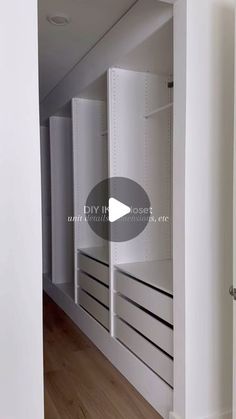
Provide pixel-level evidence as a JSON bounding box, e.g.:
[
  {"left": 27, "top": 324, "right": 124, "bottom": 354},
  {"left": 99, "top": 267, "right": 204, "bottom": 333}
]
[
  {"left": 79, "top": 289, "right": 109, "bottom": 329},
  {"left": 116, "top": 318, "right": 173, "bottom": 387},
  {"left": 78, "top": 253, "right": 109, "bottom": 286},
  {"left": 115, "top": 294, "right": 173, "bottom": 356},
  {"left": 115, "top": 270, "right": 173, "bottom": 325},
  {"left": 79, "top": 271, "right": 109, "bottom": 307}
]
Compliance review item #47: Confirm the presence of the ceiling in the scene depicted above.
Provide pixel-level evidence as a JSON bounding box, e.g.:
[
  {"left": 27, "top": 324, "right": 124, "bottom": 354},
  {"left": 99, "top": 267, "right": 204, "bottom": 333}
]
[{"left": 38, "top": 0, "right": 137, "bottom": 101}]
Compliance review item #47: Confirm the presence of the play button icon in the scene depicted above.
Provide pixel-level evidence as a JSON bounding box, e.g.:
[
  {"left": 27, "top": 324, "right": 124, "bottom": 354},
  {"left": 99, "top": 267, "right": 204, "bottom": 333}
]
[
  {"left": 85, "top": 177, "right": 151, "bottom": 242},
  {"left": 108, "top": 198, "right": 131, "bottom": 222}
]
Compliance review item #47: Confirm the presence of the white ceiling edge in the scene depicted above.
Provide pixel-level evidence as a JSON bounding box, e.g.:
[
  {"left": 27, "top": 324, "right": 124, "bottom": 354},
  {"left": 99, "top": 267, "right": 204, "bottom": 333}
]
[{"left": 40, "top": 0, "right": 173, "bottom": 122}]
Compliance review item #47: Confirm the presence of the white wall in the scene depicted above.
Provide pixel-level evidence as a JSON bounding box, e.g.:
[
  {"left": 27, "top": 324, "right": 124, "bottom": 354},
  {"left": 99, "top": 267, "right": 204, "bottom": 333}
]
[
  {"left": 174, "top": 0, "right": 235, "bottom": 417},
  {"left": 0, "top": 1, "right": 44, "bottom": 418}
]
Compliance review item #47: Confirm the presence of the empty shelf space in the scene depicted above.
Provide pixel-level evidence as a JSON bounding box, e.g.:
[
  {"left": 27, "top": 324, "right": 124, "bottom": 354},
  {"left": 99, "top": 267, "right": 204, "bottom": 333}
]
[
  {"left": 56, "top": 282, "right": 74, "bottom": 300},
  {"left": 79, "top": 246, "right": 109, "bottom": 265},
  {"left": 144, "top": 102, "right": 173, "bottom": 119},
  {"left": 115, "top": 260, "right": 173, "bottom": 296}
]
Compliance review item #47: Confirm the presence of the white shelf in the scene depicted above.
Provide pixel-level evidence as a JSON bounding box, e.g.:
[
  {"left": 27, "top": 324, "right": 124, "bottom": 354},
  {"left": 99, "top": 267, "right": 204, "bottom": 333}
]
[
  {"left": 144, "top": 102, "right": 173, "bottom": 119},
  {"left": 115, "top": 260, "right": 173, "bottom": 296},
  {"left": 79, "top": 246, "right": 109, "bottom": 265},
  {"left": 56, "top": 282, "right": 74, "bottom": 300}
]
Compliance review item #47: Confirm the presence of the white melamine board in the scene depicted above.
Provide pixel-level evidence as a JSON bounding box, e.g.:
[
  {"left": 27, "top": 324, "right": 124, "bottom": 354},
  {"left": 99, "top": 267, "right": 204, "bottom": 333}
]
[
  {"left": 79, "top": 246, "right": 109, "bottom": 265},
  {"left": 145, "top": 92, "right": 172, "bottom": 262},
  {"left": 115, "top": 294, "right": 173, "bottom": 356},
  {"left": 72, "top": 98, "right": 108, "bottom": 251},
  {"left": 116, "top": 259, "right": 173, "bottom": 295},
  {"left": 50, "top": 116, "right": 74, "bottom": 285},
  {"left": 44, "top": 277, "right": 173, "bottom": 418},
  {"left": 115, "top": 318, "right": 173, "bottom": 387},
  {"left": 108, "top": 68, "right": 172, "bottom": 265},
  {"left": 78, "top": 253, "right": 109, "bottom": 286},
  {"left": 40, "top": 126, "right": 51, "bottom": 275},
  {"left": 79, "top": 271, "right": 109, "bottom": 307},
  {"left": 79, "top": 289, "right": 109, "bottom": 329},
  {"left": 172, "top": 1, "right": 186, "bottom": 416},
  {"left": 72, "top": 97, "right": 108, "bottom": 302},
  {"left": 115, "top": 270, "right": 173, "bottom": 324}
]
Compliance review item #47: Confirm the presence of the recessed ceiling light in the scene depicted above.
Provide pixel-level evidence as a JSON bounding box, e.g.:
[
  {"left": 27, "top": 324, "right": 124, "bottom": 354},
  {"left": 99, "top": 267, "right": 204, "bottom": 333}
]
[{"left": 47, "top": 14, "right": 71, "bottom": 26}]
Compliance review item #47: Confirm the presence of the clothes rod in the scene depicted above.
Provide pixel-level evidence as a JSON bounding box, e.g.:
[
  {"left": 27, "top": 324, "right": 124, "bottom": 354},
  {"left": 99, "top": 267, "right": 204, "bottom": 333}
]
[{"left": 144, "top": 102, "right": 173, "bottom": 119}]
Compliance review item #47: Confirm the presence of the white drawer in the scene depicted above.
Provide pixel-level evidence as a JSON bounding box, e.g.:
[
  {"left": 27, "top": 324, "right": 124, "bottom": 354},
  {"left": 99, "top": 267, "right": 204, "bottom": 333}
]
[
  {"left": 79, "top": 289, "right": 109, "bottom": 329},
  {"left": 116, "top": 318, "right": 173, "bottom": 387},
  {"left": 115, "top": 270, "right": 173, "bottom": 325},
  {"left": 115, "top": 294, "right": 173, "bottom": 356},
  {"left": 79, "top": 271, "right": 109, "bottom": 307},
  {"left": 78, "top": 253, "right": 109, "bottom": 286}
]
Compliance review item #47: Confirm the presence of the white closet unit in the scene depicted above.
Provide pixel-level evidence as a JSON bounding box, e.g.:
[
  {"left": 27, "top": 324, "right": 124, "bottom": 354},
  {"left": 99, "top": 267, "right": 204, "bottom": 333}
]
[
  {"left": 107, "top": 20, "right": 173, "bottom": 391},
  {"left": 40, "top": 126, "right": 51, "bottom": 276},
  {"left": 41, "top": 1, "right": 235, "bottom": 418},
  {"left": 51, "top": 26, "right": 173, "bottom": 414},
  {"left": 49, "top": 115, "right": 74, "bottom": 299},
  {"left": 72, "top": 76, "right": 109, "bottom": 326}
]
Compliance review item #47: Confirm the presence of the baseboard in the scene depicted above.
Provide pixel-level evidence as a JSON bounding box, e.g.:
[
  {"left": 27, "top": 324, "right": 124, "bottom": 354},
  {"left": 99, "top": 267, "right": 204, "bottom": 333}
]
[
  {"left": 169, "top": 409, "right": 232, "bottom": 419},
  {"left": 169, "top": 412, "right": 182, "bottom": 419},
  {"left": 43, "top": 276, "right": 173, "bottom": 419},
  {"left": 203, "top": 410, "right": 232, "bottom": 419}
]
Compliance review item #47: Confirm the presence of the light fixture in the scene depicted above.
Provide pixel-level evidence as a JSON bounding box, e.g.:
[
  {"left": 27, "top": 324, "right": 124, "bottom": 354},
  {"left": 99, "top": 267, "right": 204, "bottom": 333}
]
[{"left": 47, "top": 13, "right": 71, "bottom": 26}]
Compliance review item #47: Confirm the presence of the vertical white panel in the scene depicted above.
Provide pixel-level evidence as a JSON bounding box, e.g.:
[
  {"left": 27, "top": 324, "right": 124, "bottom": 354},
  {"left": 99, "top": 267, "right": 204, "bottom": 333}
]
[
  {"left": 108, "top": 68, "right": 172, "bottom": 265},
  {"left": 0, "top": 0, "right": 44, "bottom": 417},
  {"left": 50, "top": 116, "right": 74, "bottom": 285},
  {"left": 40, "top": 126, "right": 51, "bottom": 275},
  {"left": 233, "top": 8, "right": 236, "bottom": 418},
  {"left": 72, "top": 98, "right": 108, "bottom": 301},
  {"left": 108, "top": 67, "right": 172, "bottom": 336},
  {"left": 145, "top": 74, "right": 172, "bottom": 261},
  {"left": 72, "top": 99, "right": 106, "bottom": 250},
  {"left": 72, "top": 98, "right": 108, "bottom": 250},
  {"left": 173, "top": 0, "right": 235, "bottom": 418},
  {"left": 172, "top": 0, "right": 187, "bottom": 417}
]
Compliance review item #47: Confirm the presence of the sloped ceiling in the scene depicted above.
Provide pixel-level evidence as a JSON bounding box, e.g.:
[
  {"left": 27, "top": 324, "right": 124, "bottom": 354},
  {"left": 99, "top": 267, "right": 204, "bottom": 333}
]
[{"left": 38, "top": 0, "right": 137, "bottom": 100}]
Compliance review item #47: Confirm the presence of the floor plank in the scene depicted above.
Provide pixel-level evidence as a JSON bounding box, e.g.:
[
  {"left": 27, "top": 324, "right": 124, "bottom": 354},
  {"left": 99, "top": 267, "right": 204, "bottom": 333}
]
[{"left": 44, "top": 293, "right": 162, "bottom": 419}]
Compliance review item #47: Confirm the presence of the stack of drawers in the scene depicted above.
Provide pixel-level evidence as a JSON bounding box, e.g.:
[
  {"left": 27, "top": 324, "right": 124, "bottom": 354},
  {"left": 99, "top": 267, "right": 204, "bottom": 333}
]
[
  {"left": 114, "top": 270, "right": 173, "bottom": 387},
  {"left": 77, "top": 251, "right": 109, "bottom": 329}
]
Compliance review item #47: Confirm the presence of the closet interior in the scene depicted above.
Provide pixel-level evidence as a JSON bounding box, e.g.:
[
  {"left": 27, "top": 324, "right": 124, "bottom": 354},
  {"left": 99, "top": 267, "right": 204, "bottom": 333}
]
[{"left": 41, "top": 11, "right": 174, "bottom": 419}]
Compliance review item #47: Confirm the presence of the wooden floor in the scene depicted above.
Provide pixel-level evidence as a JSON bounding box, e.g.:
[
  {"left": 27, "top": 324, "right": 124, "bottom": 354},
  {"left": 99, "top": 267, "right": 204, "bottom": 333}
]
[{"left": 44, "top": 294, "right": 162, "bottom": 419}]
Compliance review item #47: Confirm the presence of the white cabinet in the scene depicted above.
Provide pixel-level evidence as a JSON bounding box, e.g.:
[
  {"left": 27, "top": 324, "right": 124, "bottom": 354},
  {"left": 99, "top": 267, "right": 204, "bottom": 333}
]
[
  {"left": 49, "top": 116, "right": 74, "bottom": 293},
  {"left": 41, "top": 1, "right": 235, "bottom": 418},
  {"left": 40, "top": 126, "right": 51, "bottom": 275},
  {"left": 46, "top": 22, "right": 175, "bottom": 411}
]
